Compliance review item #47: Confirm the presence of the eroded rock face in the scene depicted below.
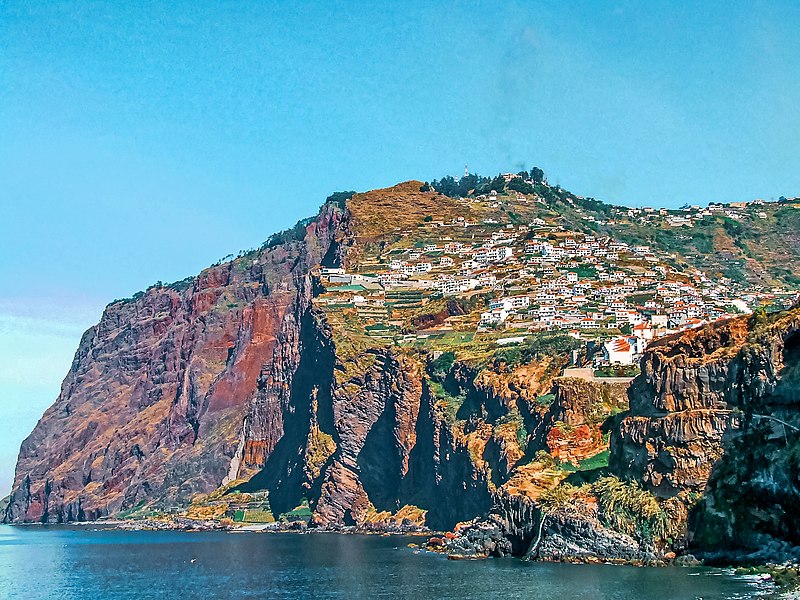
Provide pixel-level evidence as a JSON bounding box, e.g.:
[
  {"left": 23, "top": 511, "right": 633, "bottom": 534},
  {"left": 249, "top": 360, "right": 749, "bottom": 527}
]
[
  {"left": 611, "top": 310, "right": 800, "bottom": 556},
  {"left": 3, "top": 189, "right": 500, "bottom": 529},
  {"left": 442, "top": 309, "right": 800, "bottom": 562},
  {"left": 546, "top": 377, "right": 628, "bottom": 465},
  {"left": 4, "top": 204, "right": 346, "bottom": 523}
]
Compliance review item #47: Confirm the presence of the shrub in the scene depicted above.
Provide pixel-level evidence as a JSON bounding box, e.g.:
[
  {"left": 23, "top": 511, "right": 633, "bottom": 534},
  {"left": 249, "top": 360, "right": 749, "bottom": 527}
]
[
  {"left": 490, "top": 334, "right": 582, "bottom": 369},
  {"left": 428, "top": 351, "right": 456, "bottom": 380},
  {"left": 592, "top": 476, "right": 669, "bottom": 543},
  {"left": 262, "top": 216, "right": 314, "bottom": 249},
  {"left": 533, "top": 450, "right": 557, "bottom": 469},
  {"left": 538, "top": 483, "right": 583, "bottom": 513}
]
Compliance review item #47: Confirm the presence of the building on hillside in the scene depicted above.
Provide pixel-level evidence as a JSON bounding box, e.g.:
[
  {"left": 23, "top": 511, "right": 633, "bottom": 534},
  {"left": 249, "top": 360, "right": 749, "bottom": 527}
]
[
  {"left": 481, "top": 307, "right": 508, "bottom": 325},
  {"left": 601, "top": 337, "right": 636, "bottom": 365},
  {"left": 632, "top": 322, "right": 654, "bottom": 341}
]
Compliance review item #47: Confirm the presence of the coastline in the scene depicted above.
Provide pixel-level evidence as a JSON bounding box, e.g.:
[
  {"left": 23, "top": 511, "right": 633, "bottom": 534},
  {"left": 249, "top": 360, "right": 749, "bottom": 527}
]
[{"left": 5, "top": 518, "right": 797, "bottom": 597}]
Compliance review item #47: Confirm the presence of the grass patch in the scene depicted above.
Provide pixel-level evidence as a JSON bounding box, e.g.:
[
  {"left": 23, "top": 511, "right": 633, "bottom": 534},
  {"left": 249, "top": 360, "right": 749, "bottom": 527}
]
[
  {"left": 536, "top": 393, "right": 555, "bottom": 407},
  {"left": 236, "top": 509, "right": 275, "bottom": 523},
  {"left": 280, "top": 499, "right": 313, "bottom": 523},
  {"left": 593, "top": 476, "right": 669, "bottom": 543},
  {"left": 578, "top": 449, "right": 609, "bottom": 471}
]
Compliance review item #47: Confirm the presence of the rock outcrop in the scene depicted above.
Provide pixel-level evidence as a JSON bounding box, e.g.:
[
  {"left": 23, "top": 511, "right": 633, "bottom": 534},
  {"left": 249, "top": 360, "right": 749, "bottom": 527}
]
[{"left": 610, "top": 309, "right": 800, "bottom": 559}]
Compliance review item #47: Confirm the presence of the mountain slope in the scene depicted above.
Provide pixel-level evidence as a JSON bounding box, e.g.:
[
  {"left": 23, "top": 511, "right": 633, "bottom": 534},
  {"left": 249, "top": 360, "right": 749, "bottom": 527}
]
[{"left": 4, "top": 175, "right": 799, "bottom": 543}]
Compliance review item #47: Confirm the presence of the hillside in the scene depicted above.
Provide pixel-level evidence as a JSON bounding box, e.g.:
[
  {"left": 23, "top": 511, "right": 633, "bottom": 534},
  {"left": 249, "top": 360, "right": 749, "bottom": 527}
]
[
  {"left": 4, "top": 172, "right": 799, "bottom": 565},
  {"left": 429, "top": 170, "right": 800, "bottom": 290}
]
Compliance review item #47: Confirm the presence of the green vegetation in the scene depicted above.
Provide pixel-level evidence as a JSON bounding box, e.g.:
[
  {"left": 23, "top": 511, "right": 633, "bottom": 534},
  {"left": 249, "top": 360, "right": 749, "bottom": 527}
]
[
  {"left": 594, "top": 365, "right": 640, "bottom": 378},
  {"left": 569, "top": 265, "right": 597, "bottom": 278},
  {"left": 577, "top": 449, "right": 609, "bottom": 471},
  {"left": 593, "top": 476, "right": 669, "bottom": 544},
  {"left": 538, "top": 482, "right": 583, "bottom": 513},
  {"left": 430, "top": 168, "right": 547, "bottom": 198},
  {"left": 115, "top": 500, "right": 152, "bottom": 520},
  {"left": 428, "top": 351, "right": 456, "bottom": 380},
  {"left": 280, "top": 499, "right": 313, "bottom": 523},
  {"left": 491, "top": 334, "right": 582, "bottom": 369},
  {"left": 429, "top": 380, "right": 466, "bottom": 423},
  {"left": 497, "top": 409, "right": 528, "bottom": 448},
  {"left": 537, "top": 474, "right": 670, "bottom": 546},
  {"left": 262, "top": 216, "right": 315, "bottom": 249},
  {"left": 431, "top": 173, "right": 492, "bottom": 197},
  {"left": 536, "top": 393, "right": 556, "bottom": 407},
  {"left": 234, "top": 508, "right": 274, "bottom": 523},
  {"left": 166, "top": 276, "right": 195, "bottom": 292},
  {"left": 533, "top": 450, "right": 558, "bottom": 469}
]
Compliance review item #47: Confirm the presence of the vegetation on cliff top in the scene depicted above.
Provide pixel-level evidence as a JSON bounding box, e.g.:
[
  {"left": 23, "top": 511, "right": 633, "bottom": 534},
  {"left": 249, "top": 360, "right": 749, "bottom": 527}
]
[{"left": 539, "top": 475, "right": 670, "bottom": 546}]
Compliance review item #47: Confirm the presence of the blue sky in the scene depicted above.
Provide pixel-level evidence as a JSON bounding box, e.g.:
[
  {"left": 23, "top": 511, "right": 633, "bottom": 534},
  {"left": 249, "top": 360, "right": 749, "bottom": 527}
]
[{"left": 1, "top": 0, "right": 799, "bottom": 494}]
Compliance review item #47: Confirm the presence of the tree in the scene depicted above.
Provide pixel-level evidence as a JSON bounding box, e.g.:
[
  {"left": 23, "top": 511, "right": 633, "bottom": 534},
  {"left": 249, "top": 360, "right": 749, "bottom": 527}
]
[
  {"left": 530, "top": 167, "right": 545, "bottom": 183},
  {"left": 489, "top": 175, "right": 505, "bottom": 192},
  {"left": 507, "top": 178, "right": 535, "bottom": 195},
  {"left": 325, "top": 191, "right": 356, "bottom": 208}
]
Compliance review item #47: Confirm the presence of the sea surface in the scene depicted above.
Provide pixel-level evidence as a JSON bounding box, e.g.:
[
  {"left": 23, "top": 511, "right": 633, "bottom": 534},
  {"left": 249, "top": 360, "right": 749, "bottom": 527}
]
[{"left": 0, "top": 524, "right": 774, "bottom": 599}]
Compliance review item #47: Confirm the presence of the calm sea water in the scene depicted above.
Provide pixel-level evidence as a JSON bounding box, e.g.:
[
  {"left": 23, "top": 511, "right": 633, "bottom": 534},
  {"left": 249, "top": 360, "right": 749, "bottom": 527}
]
[{"left": 0, "top": 525, "right": 772, "bottom": 599}]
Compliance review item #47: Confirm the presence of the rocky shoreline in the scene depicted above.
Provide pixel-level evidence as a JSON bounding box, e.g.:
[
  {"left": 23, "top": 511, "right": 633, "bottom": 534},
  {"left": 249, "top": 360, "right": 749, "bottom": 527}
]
[{"left": 13, "top": 516, "right": 432, "bottom": 537}]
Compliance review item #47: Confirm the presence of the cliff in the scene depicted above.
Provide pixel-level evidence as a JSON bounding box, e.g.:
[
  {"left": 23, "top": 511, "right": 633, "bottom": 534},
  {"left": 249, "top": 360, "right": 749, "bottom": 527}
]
[
  {"left": 439, "top": 308, "right": 800, "bottom": 563},
  {"left": 6, "top": 177, "right": 799, "bottom": 568},
  {"left": 4, "top": 202, "right": 347, "bottom": 522},
  {"left": 4, "top": 183, "right": 554, "bottom": 528},
  {"left": 611, "top": 308, "right": 800, "bottom": 560}
]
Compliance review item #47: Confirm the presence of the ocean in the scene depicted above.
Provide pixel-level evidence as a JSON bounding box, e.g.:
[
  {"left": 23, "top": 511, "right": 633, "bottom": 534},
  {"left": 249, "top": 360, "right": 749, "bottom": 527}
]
[{"left": 0, "top": 525, "right": 772, "bottom": 599}]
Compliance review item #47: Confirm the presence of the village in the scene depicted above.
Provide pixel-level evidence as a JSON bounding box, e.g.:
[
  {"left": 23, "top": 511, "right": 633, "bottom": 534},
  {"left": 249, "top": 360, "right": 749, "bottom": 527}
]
[{"left": 313, "top": 183, "right": 799, "bottom": 374}]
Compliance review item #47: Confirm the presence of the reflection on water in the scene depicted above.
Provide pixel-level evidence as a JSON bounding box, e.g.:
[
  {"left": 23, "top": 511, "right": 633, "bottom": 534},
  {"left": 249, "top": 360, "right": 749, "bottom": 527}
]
[{"left": 0, "top": 525, "right": 772, "bottom": 599}]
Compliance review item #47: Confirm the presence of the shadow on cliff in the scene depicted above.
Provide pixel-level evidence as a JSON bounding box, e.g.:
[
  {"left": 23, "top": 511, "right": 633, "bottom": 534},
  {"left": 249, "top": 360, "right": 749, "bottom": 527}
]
[
  {"left": 403, "top": 381, "right": 494, "bottom": 530},
  {"left": 688, "top": 328, "right": 800, "bottom": 561},
  {"left": 356, "top": 371, "right": 405, "bottom": 512},
  {"left": 235, "top": 309, "right": 337, "bottom": 516}
]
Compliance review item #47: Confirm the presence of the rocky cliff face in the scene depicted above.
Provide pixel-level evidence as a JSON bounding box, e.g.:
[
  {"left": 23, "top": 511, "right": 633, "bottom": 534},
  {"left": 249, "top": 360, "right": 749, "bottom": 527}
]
[
  {"left": 3, "top": 184, "right": 534, "bottom": 528},
  {"left": 610, "top": 309, "right": 800, "bottom": 559},
  {"left": 8, "top": 177, "right": 799, "bottom": 568},
  {"left": 4, "top": 203, "right": 346, "bottom": 523},
  {"left": 440, "top": 309, "right": 800, "bottom": 563}
]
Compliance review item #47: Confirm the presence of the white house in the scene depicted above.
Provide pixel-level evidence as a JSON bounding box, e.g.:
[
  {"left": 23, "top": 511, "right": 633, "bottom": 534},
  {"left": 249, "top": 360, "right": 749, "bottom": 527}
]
[
  {"left": 481, "top": 308, "right": 509, "bottom": 325},
  {"left": 490, "top": 298, "right": 514, "bottom": 311},
  {"left": 508, "top": 295, "right": 530, "bottom": 309},
  {"left": 602, "top": 337, "right": 636, "bottom": 365}
]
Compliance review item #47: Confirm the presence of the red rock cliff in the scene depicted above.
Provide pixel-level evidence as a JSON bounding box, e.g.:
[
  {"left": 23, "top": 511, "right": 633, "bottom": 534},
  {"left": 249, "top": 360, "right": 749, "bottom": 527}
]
[{"left": 4, "top": 203, "right": 346, "bottom": 522}]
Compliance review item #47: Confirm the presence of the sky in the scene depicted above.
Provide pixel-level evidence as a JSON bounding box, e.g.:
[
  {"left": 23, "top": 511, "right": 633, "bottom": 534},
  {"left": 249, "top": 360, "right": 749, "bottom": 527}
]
[{"left": 1, "top": 0, "right": 800, "bottom": 495}]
